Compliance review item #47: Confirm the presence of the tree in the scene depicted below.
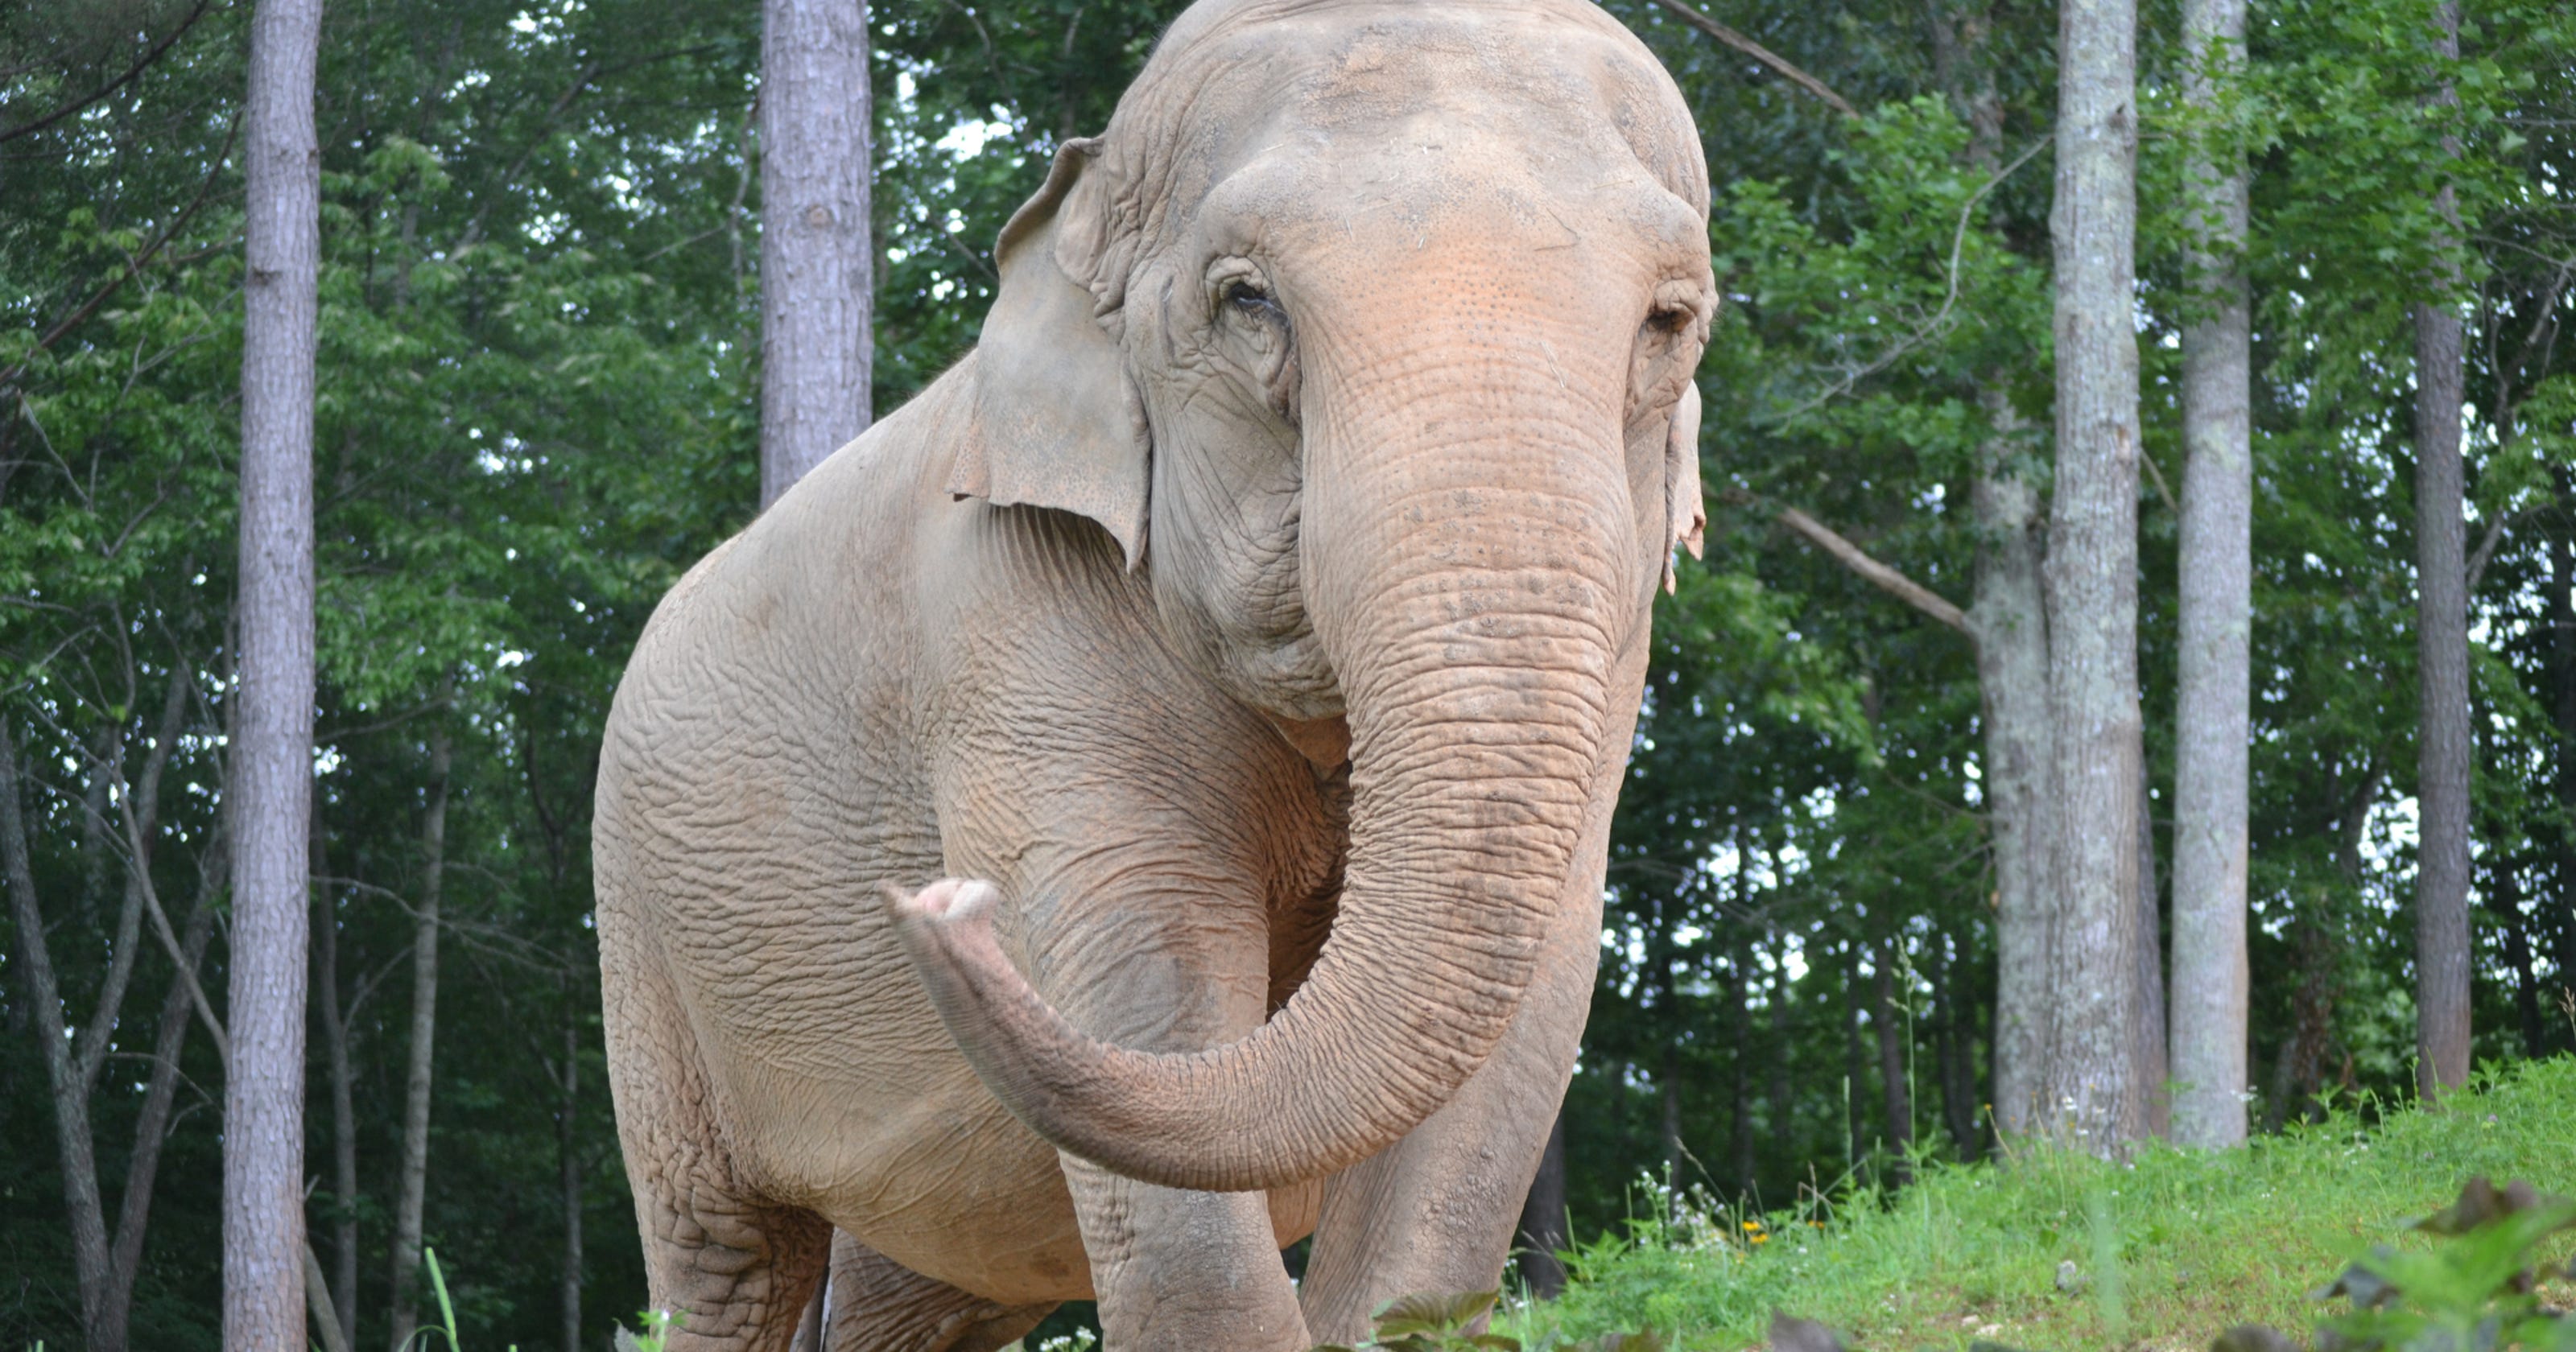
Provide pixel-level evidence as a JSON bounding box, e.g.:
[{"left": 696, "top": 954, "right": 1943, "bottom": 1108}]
[
  {"left": 2169, "top": 0, "right": 2255, "bottom": 1149},
  {"left": 386, "top": 719, "right": 450, "bottom": 1352},
  {"left": 2041, "top": 0, "right": 2148, "bottom": 1148},
  {"left": 759, "top": 0, "right": 874, "bottom": 509},
  {"left": 227, "top": 0, "right": 322, "bottom": 1346},
  {"left": 2410, "top": 0, "right": 2473, "bottom": 1100}
]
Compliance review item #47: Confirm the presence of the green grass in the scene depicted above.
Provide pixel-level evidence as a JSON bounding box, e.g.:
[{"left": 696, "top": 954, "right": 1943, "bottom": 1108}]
[{"left": 1503, "top": 1057, "right": 2576, "bottom": 1352}]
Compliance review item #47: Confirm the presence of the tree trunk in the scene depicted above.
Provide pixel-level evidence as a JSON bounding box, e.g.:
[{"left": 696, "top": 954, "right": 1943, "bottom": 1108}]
[
  {"left": 2410, "top": 0, "right": 2472, "bottom": 1102},
  {"left": 0, "top": 723, "right": 114, "bottom": 1338},
  {"left": 1657, "top": 1041, "right": 1684, "bottom": 1206},
  {"left": 2135, "top": 767, "right": 2168, "bottom": 1138},
  {"left": 2169, "top": 0, "right": 2254, "bottom": 1152},
  {"left": 313, "top": 805, "right": 359, "bottom": 1352},
  {"left": 229, "top": 3, "right": 323, "bottom": 1346},
  {"left": 104, "top": 882, "right": 221, "bottom": 1352},
  {"left": 1726, "top": 940, "right": 1753, "bottom": 1192},
  {"left": 2043, "top": 0, "right": 2147, "bottom": 1150},
  {"left": 1972, "top": 431, "right": 2055, "bottom": 1137},
  {"left": 388, "top": 722, "right": 451, "bottom": 1352},
  {"left": 2495, "top": 865, "right": 2545, "bottom": 1057},
  {"left": 559, "top": 991, "right": 584, "bottom": 1352},
  {"left": 1934, "top": 0, "right": 2058, "bottom": 1143},
  {"left": 1872, "top": 943, "right": 1913, "bottom": 1185},
  {"left": 1515, "top": 1107, "right": 1568, "bottom": 1300},
  {"left": 1765, "top": 947, "right": 1795, "bottom": 1163},
  {"left": 1936, "top": 936, "right": 1982, "bottom": 1155},
  {"left": 758, "top": 0, "right": 873, "bottom": 508},
  {"left": 1843, "top": 967, "right": 1869, "bottom": 1174}
]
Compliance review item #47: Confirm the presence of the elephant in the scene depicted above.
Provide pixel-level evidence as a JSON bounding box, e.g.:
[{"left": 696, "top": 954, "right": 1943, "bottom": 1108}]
[{"left": 592, "top": 1, "right": 1713, "bottom": 1347}]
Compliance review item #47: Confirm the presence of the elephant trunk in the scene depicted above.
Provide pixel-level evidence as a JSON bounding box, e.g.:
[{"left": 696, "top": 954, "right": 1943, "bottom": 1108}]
[{"left": 890, "top": 326, "right": 1633, "bottom": 1193}]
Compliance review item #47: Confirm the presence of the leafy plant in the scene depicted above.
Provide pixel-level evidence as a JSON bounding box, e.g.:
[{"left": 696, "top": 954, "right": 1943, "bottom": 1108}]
[
  {"left": 610, "top": 1308, "right": 683, "bottom": 1352},
  {"left": 2293, "top": 1177, "right": 2576, "bottom": 1352}
]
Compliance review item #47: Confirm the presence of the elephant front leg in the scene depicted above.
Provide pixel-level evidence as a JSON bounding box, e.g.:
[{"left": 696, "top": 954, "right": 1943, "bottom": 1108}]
[
  {"left": 1294, "top": 839, "right": 1608, "bottom": 1343},
  {"left": 1061, "top": 1156, "right": 1310, "bottom": 1350}
]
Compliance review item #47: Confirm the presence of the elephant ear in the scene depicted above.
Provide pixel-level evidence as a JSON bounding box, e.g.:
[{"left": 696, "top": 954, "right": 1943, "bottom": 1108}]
[
  {"left": 949, "top": 138, "right": 1150, "bottom": 570},
  {"left": 1662, "top": 380, "right": 1707, "bottom": 594}
]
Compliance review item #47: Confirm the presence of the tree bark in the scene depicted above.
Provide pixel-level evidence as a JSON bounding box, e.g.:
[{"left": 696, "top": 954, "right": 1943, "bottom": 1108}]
[
  {"left": 2410, "top": 0, "right": 2473, "bottom": 1101},
  {"left": 1872, "top": 942, "right": 1913, "bottom": 1185},
  {"left": 1975, "top": 398, "right": 2056, "bottom": 1137},
  {"left": 229, "top": 4, "right": 323, "bottom": 1346},
  {"left": 1515, "top": 1107, "right": 1569, "bottom": 1300},
  {"left": 388, "top": 721, "right": 451, "bottom": 1352},
  {"left": 758, "top": 0, "right": 873, "bottom": 509},
  {"left": 2169, "top": 0, "right": 2253, "bottom": 1150},
  {"left": 2042, "top": 0, "right": 2148, "bottom": 1150},
  {"left": 313, "top": 804, "right": 359, "bottom": 1352}
]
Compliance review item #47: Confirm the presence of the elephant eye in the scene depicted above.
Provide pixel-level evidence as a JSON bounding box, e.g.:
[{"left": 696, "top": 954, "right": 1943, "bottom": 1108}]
[
  {"left": 1222, "top": 277, "right": 1281, "bottom": 319},
  {"left": 1645, "top": 303, "right": 1695, "bottom": 336}
]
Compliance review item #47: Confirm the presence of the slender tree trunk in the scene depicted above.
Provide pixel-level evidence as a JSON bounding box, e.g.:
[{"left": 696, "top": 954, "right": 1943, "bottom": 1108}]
[
  {"left": 1973, "top": 432, "right": 2055, "bottom": 1136},
  {"left": 229, "top": 3, "right": 323, "bottom": 1346},
  {"left": 2495, "top": 866, "right": 2545, "bottom": 1056},
  {"left": 2135, "top": 769, "right": 2169, "bottom": 1138},
  {"left": 103, "top": 884, "right": 221, "bottom": 1351},
  {"left": 2411, "top": 0, "right": 2473, "bottom": 1101},
  {"left": 313, "top": 806, "right": 358, "bottom": 1352},
  {"left": 559, "top": 991, "right": 584, "bottom": 1352},
  {"left": 1843, "top": 971, "right": 1869, "bottom": 1174},
  {"left": 1727, "top": 941, "right": 1753, "bottom": 1192},
  {"left": 758, "top": 0, "right": 874, "bottom": 508},
  {"left": 2169, "top": 0, "right": 2254, "bottom": 1150},
  {"left": 1948, "top": 940, "right": 1985, "bottom": 1154},
  {"left": 1933, "top": 0, "right": 2058, "bottom": 1142},
  {"left": 1515, "top": 1107, "right": 1569, "bottom": 1300},
  {"left": 387, "top": 723, "right": 451, "bottom": 1352},
  {"left": 1765, "top": 948, "right": 1795, "bottom": 1161},
  {"left": 2043, "top": 0, "right": 2147, "bottom": 1151},
  {"left": 1872, "top": 944, "right": 1913, "bottom": 1185},
  {"left": 0, "top": 723, "right": 114, "bottom": 1337}
]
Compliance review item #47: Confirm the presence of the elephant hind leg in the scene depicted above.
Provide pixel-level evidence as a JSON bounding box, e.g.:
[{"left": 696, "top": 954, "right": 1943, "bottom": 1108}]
[
  {"left": 824, "top": 1231, "right": 1056, "bottom": 1352},
  {"left": 605, "top": 938, "right": 830, "bottom": 1350}
]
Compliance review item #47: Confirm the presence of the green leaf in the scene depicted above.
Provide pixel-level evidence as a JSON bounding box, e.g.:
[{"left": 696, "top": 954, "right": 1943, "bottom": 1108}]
[{"left": 1373, "top": 1291, "right": 1501, "bottom": 1338}]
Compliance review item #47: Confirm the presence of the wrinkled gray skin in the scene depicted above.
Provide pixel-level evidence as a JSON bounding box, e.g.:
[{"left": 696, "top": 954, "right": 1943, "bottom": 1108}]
[{"left": 593, "top": 2, "right": 1711, "bottom": 1347}]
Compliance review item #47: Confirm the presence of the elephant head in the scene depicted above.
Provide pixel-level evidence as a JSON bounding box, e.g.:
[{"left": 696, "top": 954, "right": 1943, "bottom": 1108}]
[{"left": 901, "top": 0, "right": 1713, "bottom": 1193}]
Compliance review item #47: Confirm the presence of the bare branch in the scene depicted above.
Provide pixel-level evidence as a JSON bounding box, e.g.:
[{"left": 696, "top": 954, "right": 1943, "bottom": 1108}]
[
  {"left": 1774, "top": 505, "right": 1972, "bottom": 635},
  {"left": 1648, "top": 0, "right": 1860, "bottom": 118}
]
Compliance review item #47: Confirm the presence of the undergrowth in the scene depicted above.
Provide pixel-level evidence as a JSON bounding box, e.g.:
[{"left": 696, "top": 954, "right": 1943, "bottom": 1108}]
[{"left": 1496, "top": 1057, "right": 2576, "bottom": 1351}]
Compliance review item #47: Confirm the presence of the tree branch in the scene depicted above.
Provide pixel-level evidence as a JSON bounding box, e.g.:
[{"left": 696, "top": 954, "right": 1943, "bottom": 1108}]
[
  {"left": 1774, "top": 506, "right": 1973, "bottom": 635},
  {"left": 1648, "top": 0, "right": 1860, "bottom": 118},
  {"left": 0, "top": 0, "right": 214, "bottom": 145}
]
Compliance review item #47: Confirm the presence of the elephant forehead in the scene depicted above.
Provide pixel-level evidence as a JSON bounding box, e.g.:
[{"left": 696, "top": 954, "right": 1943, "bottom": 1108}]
[{"left": 1112, "top": 0, "right": 1706, "bottom": 236}]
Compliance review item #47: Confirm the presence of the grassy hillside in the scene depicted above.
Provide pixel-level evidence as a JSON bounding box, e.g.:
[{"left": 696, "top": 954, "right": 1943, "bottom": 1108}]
[{"left": 1504, "top": 1057, "right": 2576, "bottom": 1351}]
